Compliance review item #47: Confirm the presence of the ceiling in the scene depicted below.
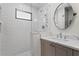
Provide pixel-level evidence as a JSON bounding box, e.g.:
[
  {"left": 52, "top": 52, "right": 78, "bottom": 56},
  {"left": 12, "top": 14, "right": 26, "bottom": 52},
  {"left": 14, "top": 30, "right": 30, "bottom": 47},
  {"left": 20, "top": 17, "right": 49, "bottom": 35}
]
[{"left": 26, "top": 3, "right": 47, "bottom": 8}]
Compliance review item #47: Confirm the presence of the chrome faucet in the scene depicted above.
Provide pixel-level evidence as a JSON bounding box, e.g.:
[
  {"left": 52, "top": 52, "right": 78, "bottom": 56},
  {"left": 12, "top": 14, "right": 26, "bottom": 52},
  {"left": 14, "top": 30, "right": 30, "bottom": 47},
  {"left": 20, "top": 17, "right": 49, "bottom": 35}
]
[
  {"left": 59, "top": 33, "right": 67, "bottom": 39},
  {"left": 57, "top": 33, "right": 66, "bottom": 39},
  {"left": 57, "top": 33, "right": 62, "bottom": 39}
]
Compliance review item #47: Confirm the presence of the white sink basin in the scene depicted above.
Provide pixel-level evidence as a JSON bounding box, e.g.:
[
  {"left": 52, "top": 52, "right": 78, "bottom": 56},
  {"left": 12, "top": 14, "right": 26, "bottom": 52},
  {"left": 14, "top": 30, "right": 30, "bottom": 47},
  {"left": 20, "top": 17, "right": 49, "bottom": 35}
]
[{"left": 47, "top": 35, "right": 79, "bottom": 42}]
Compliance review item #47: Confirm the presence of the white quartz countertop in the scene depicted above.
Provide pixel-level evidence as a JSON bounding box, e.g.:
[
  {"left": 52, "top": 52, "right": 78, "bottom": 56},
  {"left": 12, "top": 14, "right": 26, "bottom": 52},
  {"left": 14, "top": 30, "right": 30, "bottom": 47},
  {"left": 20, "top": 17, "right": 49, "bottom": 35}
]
[{"left": 41, "top": 36, "right": 79, "bottom": 51}]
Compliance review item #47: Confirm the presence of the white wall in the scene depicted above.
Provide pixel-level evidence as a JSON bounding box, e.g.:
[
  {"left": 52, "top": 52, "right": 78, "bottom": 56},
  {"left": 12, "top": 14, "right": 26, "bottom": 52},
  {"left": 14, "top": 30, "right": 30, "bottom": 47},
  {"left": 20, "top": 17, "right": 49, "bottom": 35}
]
[
  {"left": 32, "top": 7, "right": 40, "bottom": 32},
  {"left": 32, "top": 32, "right": 41, "bottom": 56},
  {"left": 35, "top": 4, "right": 49, "bottom": 33},
  {"left": 0, "top": 5, "right": 2, "bottom": 55},
  {"left": 37, "top": 3, "right": 79, "bottom": 36},
  {"left": 0, "top": 3, "right": 32, "bottom": 56},
  {"left": 49, "top": 3, "right": 79, "bottom": 35}
]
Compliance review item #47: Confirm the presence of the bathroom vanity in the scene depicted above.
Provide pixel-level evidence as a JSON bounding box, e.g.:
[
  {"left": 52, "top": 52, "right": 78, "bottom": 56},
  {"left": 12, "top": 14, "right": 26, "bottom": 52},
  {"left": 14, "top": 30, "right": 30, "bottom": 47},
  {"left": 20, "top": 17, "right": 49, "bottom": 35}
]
[
  {"left": 41, "top": 36, "right": 79, "bottom": 56},
  {"left": 32, "top": 3, "right": 78, "bottom": 56},
  {"left": 39, "top": 3, "right": 79, "bottom": 56}
]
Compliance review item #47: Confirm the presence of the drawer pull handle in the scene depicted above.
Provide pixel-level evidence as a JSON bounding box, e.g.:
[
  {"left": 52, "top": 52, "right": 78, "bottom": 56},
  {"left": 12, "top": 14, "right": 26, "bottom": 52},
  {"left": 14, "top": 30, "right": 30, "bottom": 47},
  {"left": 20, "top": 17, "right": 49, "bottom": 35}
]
[{"left": 50, "top": 43, "right": 55, "bottom": 47}]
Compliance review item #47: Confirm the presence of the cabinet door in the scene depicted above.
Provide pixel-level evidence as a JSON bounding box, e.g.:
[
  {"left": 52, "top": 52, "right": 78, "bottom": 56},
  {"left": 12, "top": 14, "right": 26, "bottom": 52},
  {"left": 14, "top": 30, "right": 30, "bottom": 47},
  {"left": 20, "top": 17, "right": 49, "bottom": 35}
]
[
  {"left": 46, "top": 41, "right": 56, "bottom": 56},
  {"left": 72, "top": 50, "right": 79, "bottom": 56},
  {"left": 41, "top": 39, "right": 47, "bottom": 56},
  {"left": 55, "top": 44, "right": 72, "bottom": 56},
  {"left": 41, "top": 39, "right": 55, "bottom": 56}
]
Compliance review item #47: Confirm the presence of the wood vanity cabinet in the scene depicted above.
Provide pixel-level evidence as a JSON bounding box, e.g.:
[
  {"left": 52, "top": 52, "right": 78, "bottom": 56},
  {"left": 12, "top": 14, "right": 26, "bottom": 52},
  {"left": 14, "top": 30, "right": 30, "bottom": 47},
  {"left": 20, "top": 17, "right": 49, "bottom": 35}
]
[
  {"left": 41, "top": 39, "right": 72, "bottom": 56},
  {"left": 72, "top": 50, "right": 79, "bottom": 56},
  {"left": 55, "top": 44, "right": 72, "bottom": 56},
  {"left": 41, "top": 39, "right": 55, "bottom": 56}
]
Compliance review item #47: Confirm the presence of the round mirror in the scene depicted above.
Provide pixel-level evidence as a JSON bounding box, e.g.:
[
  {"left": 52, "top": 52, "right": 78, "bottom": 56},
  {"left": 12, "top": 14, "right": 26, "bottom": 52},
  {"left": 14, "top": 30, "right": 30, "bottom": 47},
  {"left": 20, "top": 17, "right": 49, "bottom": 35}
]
[{"left": 54, "top": 3, "right": 74, "bottom": 30}]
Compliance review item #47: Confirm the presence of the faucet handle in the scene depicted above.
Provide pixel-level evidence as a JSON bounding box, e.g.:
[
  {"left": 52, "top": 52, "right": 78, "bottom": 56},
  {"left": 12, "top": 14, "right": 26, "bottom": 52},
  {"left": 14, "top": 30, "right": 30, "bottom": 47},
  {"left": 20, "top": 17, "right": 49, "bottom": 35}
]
[
  {"left": 59, "top": 33, "right": 62, "bottom": 38},
  {"left": 57, "top": 33, "right": 62, "bottom": 39}
]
